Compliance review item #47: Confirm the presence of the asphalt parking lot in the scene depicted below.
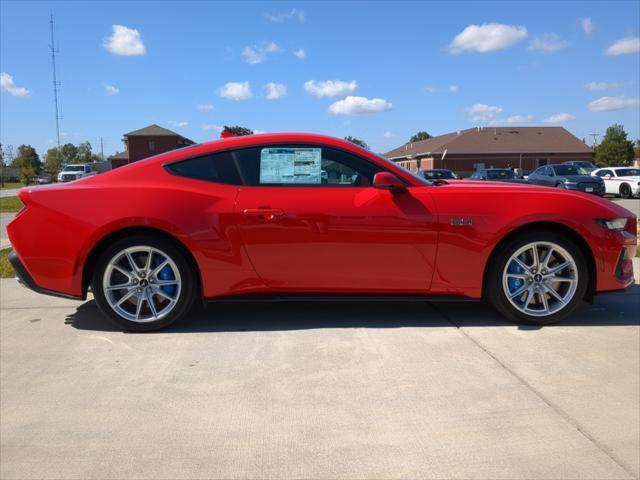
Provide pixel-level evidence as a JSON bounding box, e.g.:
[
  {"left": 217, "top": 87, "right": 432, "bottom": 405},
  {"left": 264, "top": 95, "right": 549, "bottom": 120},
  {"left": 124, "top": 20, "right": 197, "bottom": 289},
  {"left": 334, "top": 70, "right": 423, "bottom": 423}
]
[{"left": 1, "top": 276, "right": 639, "bottom": 479}]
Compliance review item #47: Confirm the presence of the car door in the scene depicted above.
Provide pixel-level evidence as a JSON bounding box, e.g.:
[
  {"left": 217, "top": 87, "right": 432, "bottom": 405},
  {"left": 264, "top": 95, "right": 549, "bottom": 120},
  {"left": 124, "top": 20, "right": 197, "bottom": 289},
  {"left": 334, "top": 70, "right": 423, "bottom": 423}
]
[
  {"left": 233, "top": 144, "right": 438, "bottom": 292},
  {"left": 595, "top": 169, "right": 615, "bottom": 194}
]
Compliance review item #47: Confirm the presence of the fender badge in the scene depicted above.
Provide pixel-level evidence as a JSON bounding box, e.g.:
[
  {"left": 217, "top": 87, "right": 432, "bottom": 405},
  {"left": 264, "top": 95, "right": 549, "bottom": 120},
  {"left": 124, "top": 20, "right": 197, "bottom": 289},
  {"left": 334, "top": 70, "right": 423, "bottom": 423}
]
[{"left": 450, "top": 217, "right": 473, "bottom": 226}]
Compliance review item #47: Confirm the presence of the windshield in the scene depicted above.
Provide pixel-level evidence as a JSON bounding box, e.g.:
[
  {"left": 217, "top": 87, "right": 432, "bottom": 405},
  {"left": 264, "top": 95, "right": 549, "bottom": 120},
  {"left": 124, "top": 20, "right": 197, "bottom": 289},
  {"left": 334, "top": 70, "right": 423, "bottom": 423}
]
[
  {"left": 616, "top": 168, "right": 640, "bottom": 176},
  {"left": 370, "top": 151, "right": 431, "bottom": 185},
  {"left": 553, "top": 165, "right": 587, "bottom": 176},
  {"left": 423, "top": 170, "right": 457, "bottom": 179},
  {"left": 486, "top": 170, "right": 516, "bottom": 180},
  {"left": 63, "top": 165, "right": 85, "bottom": 172}
]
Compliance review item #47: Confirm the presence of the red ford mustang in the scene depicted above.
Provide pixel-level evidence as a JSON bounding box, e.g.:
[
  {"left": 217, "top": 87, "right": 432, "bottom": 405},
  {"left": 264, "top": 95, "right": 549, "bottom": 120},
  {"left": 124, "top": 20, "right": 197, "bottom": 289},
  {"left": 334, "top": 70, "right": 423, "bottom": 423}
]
[{"left": 7, "top": 133, "right": 637, "bottom": 331}]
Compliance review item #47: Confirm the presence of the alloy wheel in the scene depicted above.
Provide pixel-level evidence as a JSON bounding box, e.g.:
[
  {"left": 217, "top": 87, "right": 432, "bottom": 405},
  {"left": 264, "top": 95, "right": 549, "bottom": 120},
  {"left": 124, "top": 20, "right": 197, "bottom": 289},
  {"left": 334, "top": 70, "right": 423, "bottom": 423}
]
[
  {"left": 102, "top": 246, "right": 182, "bottom": 323},
  {"left": 502, "top": 241, "right": 578, "bottom": 317}
]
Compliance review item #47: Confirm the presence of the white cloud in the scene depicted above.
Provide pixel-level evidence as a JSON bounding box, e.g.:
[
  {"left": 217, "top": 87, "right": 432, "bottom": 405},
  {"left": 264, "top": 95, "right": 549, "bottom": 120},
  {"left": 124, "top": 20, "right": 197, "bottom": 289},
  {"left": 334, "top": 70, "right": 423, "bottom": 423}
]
[
  {"left": 264, "top": 8, "right": 304, "bottom": 23},
  {"left": 584, "top": 81, "right": 626, "bottom": 91},
  {"left": 103, "top": 25, "right": 146, "bottom": 56},
  {"left": 264, "top": 82, "right": 286, "bottom": 100},
  {"left": 195, "top": 103, "right": 214, "bottom": 110},
  {"left": 448, "top": 85, "right": 458, "bottom": 93},
  {"left": 383, "top": 131, "right": 394, "bottom": 138},
  {"left": 588, "top": 96, "right": 640, "bottom": 112},
  {"left": 218, "top": 81, "right": 252, "bottom": 100},
  {"left": 242, "top": 41, "right": 280, "bottom": 64},
  {"left": 103, "top": 83, "right": 119, "bottom": 95},
  {"left": 304, "top": 80, "right": 357, "bottom": 98},
  {"left": 0, "top": 72, "right": 30, "bottom": 96},
  {"left": 449, "top": 23, "right": 527, "bottom": 54},
  {"left": 328, "top": 96, "right": 392, "bottom": 116},
  {"left": 581, "top": 17, "right": 594, "bottom": 34},
  {"left": 202, "top": 124, "right": 223, "bottom": 132},
  {"left": 490, "top": 114, "right": 534, "bottom": 125},
  {"left": 542, "top": 113, "right": 576, "bottom": 123},
  {"left": 293, "top": 48, "right": 306, "bottom": 59},
  {"left": 605, "top": 37, "right": 640, "bottom": 56},
  {"left": 465, "top": 103, "right": 503, "bottom": 122},
  {"left": 424, "top": 85, "right": 437, "bottom": 93},
  {"left": 529, "top": 33, "right": 569, "bottom": 53},
  {"left": 168, "top": 121, "right": 188, "bottom": 128}
]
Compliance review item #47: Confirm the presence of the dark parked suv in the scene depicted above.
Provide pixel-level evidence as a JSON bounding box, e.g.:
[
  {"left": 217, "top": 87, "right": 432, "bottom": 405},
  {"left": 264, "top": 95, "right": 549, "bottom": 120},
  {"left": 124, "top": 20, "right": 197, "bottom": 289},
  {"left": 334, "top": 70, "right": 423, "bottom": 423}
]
[{"left": 528, "top": 164, "right": 605, "bottom": 195}]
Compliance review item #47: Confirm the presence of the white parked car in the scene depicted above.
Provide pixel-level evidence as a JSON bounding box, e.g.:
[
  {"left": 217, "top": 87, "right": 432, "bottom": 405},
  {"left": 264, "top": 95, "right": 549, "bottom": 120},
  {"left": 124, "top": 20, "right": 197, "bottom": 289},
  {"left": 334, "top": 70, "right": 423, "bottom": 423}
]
[
  {"left": 591, "top": 167, "right": 640, "bottom": 198},
  {"left": 57, "top": 164, "right": 97, "bottom": 183}
]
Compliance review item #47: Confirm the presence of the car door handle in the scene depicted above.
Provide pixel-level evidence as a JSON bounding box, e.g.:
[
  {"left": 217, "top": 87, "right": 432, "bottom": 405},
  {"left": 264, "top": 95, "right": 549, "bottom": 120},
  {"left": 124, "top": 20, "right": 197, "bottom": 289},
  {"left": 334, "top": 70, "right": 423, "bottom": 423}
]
[{"left": 243, "top": 208, "right": 285, "bottom": 220}]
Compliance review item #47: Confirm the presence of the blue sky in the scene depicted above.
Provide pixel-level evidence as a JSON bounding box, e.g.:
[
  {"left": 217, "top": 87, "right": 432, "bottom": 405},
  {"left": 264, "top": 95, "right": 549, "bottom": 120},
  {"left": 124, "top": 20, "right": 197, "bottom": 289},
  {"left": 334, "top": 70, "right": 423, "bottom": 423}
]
[{"left": 1, "top": 1, "right": 639, "bottom": 157}]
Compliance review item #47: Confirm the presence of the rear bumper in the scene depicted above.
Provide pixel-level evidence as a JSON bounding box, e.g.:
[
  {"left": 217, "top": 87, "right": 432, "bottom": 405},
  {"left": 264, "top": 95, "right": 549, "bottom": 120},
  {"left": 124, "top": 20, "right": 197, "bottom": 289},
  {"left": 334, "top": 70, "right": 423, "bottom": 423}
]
[{"left": 8, "top": 251, "right": 83, "bottom": 300}]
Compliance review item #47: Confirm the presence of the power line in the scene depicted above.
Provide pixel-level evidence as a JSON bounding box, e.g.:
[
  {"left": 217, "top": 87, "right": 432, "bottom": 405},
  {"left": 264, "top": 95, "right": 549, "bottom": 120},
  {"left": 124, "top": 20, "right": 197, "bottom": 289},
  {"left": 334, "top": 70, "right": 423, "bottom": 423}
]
[{"left": 49, "top": 14, "right": 63, "bottom": 149}]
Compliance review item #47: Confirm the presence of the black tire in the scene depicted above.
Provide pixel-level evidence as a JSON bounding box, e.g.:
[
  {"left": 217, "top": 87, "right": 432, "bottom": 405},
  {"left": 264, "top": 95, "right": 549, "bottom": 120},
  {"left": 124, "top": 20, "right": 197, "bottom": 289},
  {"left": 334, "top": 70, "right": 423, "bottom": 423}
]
[
  {"left": 92, "top": 235, "right": 197, "bottom": 332},
  {"left": 619, "top": 183, "right": 632, "bottom": 199},
  {"left": 484, "top": 230, "right": 589, "bottom": 325}
]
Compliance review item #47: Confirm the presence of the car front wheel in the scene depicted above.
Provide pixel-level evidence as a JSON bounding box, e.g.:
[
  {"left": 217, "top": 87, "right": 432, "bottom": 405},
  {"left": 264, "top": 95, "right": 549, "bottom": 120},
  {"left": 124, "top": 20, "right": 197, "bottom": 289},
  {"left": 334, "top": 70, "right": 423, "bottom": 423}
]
[
  {"left": 92, "top": 235, "right": 197, "bottom": 331},
  {"left": 485, "top": 231, "right": 588, "bottom": 325},
  {"left": 619, "top": 183, "right": 632, "bottom": 199}
]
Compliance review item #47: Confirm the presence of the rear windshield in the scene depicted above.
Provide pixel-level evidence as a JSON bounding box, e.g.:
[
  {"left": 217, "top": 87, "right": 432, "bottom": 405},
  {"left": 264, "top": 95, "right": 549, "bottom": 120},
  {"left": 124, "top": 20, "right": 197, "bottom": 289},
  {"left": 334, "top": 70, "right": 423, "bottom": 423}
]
[
  {"left": 486, "top": 170, "right": 516, "bottom": 180},
  {"left": 63, "top": 165, "right": 85, "bottom": 172}
]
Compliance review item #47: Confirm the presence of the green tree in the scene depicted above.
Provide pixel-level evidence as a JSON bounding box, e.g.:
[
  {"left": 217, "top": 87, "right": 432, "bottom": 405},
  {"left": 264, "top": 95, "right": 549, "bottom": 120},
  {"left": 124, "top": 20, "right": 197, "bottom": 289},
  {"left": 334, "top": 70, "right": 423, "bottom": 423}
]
[
  {"left": 44, "top": 147, "right": 63, "bottom": 178},
  {"left": 344, "top": 136, "right": 369, "bottom": 149},
  {"left": 12, "top": 145, "right": 42, "bottom": 185},
  {"left": 20, "top": 163, "right": 37, "bottom": 186},
  {"left": 634, "top": 140, "right": 640, "bottom": 160},
  {"left": 76, "top": 142, "right": 94, "bottom": 163},
  {"left": 595, "top": 124, "right": 634, "bottom": 166},
  {"left": 221, "top": 126, "right": 253, "bottom": 137},
  {"left": 59, "top": 143, "right": 79, "bottom": 164},
  {"left": 409, "top": 131, "right": 432, "bottom": 143}
]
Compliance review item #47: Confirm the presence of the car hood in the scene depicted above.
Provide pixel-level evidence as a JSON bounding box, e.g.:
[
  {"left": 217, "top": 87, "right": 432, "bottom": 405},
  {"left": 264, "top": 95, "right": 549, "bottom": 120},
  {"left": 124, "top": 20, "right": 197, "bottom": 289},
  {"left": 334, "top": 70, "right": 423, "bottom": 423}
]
[
  {"left": 436, "top": 180, "right": 635, "bottom": 217},
  {"left": 558, "top": 175, "right": 602, "bottom": 182}
]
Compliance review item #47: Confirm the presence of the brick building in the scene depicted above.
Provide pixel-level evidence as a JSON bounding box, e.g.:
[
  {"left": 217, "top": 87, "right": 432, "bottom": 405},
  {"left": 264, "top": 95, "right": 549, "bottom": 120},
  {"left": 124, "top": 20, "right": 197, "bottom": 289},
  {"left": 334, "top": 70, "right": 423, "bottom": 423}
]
[
  {"left": 384, "top": 127, "right": 593, "bottom": 177},
  {"left": 109, "top": 124, "right": 195, "bottom": 168}
]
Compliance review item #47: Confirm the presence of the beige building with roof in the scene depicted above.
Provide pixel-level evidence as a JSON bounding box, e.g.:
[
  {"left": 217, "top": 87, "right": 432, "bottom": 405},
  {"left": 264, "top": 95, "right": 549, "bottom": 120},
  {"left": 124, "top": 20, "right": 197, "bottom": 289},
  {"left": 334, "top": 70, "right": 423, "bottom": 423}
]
[{"left": 384, "top": 127, "right": 593, "bottom": 176}]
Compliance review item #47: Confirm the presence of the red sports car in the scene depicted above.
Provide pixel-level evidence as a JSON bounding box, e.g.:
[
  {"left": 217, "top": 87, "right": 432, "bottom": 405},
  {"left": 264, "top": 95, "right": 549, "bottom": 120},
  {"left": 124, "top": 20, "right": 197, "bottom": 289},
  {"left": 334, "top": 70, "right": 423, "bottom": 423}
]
[{"left": 7, "top": 133, "right": 637, "bottom": 331}]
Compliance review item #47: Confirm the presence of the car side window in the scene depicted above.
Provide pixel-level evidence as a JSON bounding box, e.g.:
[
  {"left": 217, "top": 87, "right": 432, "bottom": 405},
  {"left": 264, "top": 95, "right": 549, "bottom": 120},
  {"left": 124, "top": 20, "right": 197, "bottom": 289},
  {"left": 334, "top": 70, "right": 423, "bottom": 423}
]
[
  {"left": 545, "top": 166, "right": 554, "bottom": 176},
  {"left": 165, "top": 151, "right": 242, "bottom": 185},
  {"left": 233, "top": 145, "right": 382, "bottom": 187},
  {"left": 596, "top": 169, "right": 612, "bottom": 177}
]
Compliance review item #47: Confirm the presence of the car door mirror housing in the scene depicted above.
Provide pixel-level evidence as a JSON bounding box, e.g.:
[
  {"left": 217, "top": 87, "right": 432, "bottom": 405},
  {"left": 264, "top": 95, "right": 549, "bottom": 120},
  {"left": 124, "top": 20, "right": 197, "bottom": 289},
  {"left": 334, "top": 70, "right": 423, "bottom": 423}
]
[{"left": 373, "top": 172, "right": 407, "bottom": 193}]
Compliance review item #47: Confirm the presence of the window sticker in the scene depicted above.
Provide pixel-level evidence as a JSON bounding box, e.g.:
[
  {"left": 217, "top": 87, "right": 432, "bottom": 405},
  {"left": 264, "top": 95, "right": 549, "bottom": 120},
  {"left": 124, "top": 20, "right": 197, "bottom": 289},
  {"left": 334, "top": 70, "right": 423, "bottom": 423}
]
[{"left": 260, "top": 148, "right": 322, "bottom": 184}]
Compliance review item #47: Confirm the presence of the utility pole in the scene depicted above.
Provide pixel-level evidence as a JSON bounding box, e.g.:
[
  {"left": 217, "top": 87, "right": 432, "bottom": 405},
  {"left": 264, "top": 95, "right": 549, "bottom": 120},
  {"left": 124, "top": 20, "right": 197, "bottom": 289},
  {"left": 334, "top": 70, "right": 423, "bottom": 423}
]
[
  {"left": 589, "top": 133, "right": 600, "bottom": 147},
  {"left": 49, "top": 15, "right": 62, "bottom": 149}
]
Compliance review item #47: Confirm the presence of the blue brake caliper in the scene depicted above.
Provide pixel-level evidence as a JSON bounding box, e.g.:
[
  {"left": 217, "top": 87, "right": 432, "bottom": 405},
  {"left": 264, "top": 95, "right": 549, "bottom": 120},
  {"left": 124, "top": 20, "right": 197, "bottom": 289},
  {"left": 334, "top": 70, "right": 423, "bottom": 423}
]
[
  {"left": 153, "top": 256, "right": 176, "bottom": 297},
  {"left": 507, "top": 256, "right": 524, "bottom": 295}
]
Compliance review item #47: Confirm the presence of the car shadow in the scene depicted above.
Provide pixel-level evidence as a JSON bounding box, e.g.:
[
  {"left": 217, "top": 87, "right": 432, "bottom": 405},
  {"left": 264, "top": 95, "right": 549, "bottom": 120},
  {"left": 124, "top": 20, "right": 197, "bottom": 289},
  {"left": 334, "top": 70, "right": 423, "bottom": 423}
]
[{"left": 65, "top": 285, "right": 640, "bottom": 333}]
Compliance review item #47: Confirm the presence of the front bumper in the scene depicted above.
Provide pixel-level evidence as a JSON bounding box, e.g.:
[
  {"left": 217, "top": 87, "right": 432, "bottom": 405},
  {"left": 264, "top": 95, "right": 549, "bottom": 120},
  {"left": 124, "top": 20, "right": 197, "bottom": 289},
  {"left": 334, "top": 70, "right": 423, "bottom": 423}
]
[
  {"left": 8, "top": 251, "right": 83, "bottom": 300},
  {"left": 565, "top": 183, "right": 606, "bottom": 196}
]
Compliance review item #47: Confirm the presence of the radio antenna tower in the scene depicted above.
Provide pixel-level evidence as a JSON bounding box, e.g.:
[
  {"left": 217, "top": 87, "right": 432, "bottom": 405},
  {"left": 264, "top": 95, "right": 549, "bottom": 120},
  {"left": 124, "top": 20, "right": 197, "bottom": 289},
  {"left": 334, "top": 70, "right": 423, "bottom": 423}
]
[{"left": 49, "top": 14, "right": 62, "bottom": 148}]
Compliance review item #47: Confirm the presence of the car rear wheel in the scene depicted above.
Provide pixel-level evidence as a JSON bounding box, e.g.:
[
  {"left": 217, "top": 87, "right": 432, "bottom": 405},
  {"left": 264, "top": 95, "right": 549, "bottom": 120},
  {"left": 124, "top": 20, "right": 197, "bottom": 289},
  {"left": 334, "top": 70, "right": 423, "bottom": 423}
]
[
  {"left": 92, "top": 235, "right": 196, "bottom": 331},
  {"left": 485, "top": 231, "right": 588, "bottom": 325},
  {"left": 619, "top": 183, "right": 632, "bottom": 199}
]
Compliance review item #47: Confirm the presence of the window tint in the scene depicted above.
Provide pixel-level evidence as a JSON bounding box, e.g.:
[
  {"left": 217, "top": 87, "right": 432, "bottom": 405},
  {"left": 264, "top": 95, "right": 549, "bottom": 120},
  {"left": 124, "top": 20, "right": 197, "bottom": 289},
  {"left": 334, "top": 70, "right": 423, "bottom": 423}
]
[
  {"left": 233, "top": 145, "right": 382, "bottom": 186},
  {"left": 596, "top": 170, "right": 613, "bottom": 177},
  {"left": 165, "top": 151, "right": 242, "bottom": 184}
]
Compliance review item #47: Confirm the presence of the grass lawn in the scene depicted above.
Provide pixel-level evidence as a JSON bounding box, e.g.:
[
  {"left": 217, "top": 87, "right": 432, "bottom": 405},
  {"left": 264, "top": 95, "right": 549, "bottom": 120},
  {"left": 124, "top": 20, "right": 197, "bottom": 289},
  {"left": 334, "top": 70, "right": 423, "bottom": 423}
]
[
  {"left": 0, "top": 196, "right": 23, "bottom": 213},
  {"left": 0, "top": 248, "right": 14, "bottom": 278},
  {"left": 0, "top": 182, "right": 25, "bottom": 190}
]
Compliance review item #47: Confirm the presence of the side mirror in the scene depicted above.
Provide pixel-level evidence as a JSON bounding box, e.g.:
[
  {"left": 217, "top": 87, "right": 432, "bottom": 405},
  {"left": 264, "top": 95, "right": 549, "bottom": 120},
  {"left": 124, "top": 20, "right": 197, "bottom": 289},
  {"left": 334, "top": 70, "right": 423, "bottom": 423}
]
[
  {"left": 604, "top": 174, "right": 611, "bottom": 180},
  {"left": 373, "top": 172, "right": 407, "bottom": 193}
]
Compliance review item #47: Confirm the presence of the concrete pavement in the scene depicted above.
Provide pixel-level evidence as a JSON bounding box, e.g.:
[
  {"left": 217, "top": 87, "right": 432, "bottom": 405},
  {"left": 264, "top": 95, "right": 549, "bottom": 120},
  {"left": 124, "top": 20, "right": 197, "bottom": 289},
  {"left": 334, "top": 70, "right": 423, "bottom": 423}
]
[
  {"left": 1, "top": 279, "right": 638, "bottom": 479},
  {"left": 1, "top": 212, "right": 15, "bottom": 248}
]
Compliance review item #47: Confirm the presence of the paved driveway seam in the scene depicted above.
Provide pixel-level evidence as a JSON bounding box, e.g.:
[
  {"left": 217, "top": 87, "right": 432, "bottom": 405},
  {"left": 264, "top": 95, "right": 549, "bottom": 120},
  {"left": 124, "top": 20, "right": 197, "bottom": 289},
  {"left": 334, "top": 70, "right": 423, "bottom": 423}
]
[{"left": 428, "top": 302, "right": 638, "bottom": 479}]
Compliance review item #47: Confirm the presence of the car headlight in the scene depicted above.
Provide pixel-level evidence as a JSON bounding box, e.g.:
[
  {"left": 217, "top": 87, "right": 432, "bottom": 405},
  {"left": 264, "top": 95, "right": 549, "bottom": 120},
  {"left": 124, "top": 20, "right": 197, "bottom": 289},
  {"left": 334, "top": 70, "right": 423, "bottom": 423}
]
[{"left": 595, "top": 218, "right": 630, "bottom": 231}]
